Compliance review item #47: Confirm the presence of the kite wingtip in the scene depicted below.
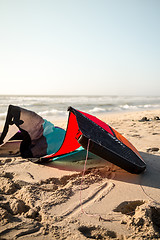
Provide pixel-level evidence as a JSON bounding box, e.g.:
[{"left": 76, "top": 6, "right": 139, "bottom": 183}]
[{"left": 67, "top": 106, "right": 73, "bottom": 112}]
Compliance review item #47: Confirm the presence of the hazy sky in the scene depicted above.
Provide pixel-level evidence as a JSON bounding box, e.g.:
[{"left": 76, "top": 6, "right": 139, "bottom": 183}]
[{"left": 0, "top": 0, "right": 160, "bottom": 96}]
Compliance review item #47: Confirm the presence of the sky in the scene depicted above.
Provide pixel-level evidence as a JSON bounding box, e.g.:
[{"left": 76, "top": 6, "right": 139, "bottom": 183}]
[{"left": 0, "top": 0, "right": 160, "bottom": 96}]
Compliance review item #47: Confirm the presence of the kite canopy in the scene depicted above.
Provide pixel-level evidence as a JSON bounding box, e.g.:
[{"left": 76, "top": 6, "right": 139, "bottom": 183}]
[
  {"left": 42, "top": 107, "right": 146, "bottom": 174},
  {"left": 0, "top": 105, "right": 146, "bottom": 174},
  {"left": 0, "top": 105, "right": 65, "bottom": 158}
]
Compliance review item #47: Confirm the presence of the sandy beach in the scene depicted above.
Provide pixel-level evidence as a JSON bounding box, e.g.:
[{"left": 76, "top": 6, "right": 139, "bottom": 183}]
[{"left": 0, "top": 109, "right": 160, "bottom": 239}]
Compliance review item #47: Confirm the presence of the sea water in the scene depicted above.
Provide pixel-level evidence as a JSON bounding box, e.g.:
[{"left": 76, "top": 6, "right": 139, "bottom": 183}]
[{"left": 0, "top": 95, "right": 160, "bottom": 126}]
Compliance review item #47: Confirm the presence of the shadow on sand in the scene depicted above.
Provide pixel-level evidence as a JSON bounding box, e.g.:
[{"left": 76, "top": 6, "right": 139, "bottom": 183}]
[
  {"left": 111, "top": 151, "right": 160, "bottom": 192},
  {"left": 0, "top": 142, "right": 160, "bottom": 192},
  {"left": 44, "top": 151, "right": 160, "bottom": 193}
]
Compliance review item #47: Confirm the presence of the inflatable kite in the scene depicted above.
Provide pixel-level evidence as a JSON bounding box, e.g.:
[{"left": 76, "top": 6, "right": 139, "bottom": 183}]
[{"left": 0, "top": 105, "right": 146, "bottom": 174}]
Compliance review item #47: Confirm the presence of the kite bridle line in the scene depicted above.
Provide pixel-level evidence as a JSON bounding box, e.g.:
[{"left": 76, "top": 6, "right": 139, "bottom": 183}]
[
  {"left": 79, "top": 138, "right": 115, "bottom": 221},
  {"left": 80, "top": 138, "right": 98, "bottom": 217},
  {"left": 79, "top": 138, "right": 90, "bottom": 215}
]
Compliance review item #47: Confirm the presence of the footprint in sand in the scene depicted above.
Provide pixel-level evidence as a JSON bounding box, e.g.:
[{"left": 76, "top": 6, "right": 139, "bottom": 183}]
[{"left": 78, "top": 225, "right": 118, "bottom": 239}]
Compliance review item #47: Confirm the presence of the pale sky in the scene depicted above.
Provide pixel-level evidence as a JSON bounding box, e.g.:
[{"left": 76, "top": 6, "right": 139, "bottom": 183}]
[{"left": 0, "top": 0, "right": 160, "bottom": 96}]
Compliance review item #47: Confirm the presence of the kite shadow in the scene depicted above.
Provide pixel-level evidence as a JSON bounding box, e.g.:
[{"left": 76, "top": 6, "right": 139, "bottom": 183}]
[
  {"left": 113, "top": 151, "right": 160, "bottom": 191},
  {"left": 42, "top": 151, "right": 160, "bottom": 192},
  {"left": 43, "top": 157, "right": 108, "bottom": 173},
  {"left": 44, "top": 151, "right": 160, "bottom": 191}
]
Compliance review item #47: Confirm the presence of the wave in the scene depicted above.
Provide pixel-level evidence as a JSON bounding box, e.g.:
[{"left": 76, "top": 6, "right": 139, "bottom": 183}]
[
  {"left": 0, "top": 112, "right": 7, "bottom": 121},
  {"left": 0, "top": 95, "right": 160, "bottom": 123},
  {"left": 89, "top": 107, "right": 106, "bottom": 114},
  {"left": 38, "top": 109, "right": 68, "bottom": 117}
]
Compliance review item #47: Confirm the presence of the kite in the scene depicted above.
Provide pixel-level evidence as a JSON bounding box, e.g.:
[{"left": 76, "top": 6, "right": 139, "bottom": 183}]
[{"left": 0, "top": 105, "right": 146, "bottom": 174}]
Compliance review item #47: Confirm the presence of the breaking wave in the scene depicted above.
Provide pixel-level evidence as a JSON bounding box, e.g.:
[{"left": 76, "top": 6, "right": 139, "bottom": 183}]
[{"left": 0, "top": 95, "right": 160, "bottom": 124}]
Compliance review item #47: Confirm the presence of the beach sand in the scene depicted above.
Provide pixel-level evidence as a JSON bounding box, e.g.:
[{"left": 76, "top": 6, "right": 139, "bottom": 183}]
[{"left": 0, "top": 109, "right": 160, "bottom": 239}]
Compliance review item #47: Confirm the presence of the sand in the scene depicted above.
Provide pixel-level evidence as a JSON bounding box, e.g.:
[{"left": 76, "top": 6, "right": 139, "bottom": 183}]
[{"left": 0, "top": 109, "right": 160, "bottom": 239}]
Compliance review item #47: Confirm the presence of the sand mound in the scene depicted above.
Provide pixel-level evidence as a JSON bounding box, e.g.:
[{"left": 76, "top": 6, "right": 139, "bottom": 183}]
[{"left": 119, "top": 202, "right": 160, "bottom": 239}]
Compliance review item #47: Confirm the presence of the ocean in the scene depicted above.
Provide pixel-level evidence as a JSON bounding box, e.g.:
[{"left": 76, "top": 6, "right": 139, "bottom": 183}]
[{"left": 0, "top": 95, "right": 160, "bottom": 125}]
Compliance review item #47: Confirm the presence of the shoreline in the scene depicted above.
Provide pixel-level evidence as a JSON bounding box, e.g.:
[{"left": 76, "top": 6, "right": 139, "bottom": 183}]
[{"left": 0, "top": 108, "right": 160, "bottom": 239}]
